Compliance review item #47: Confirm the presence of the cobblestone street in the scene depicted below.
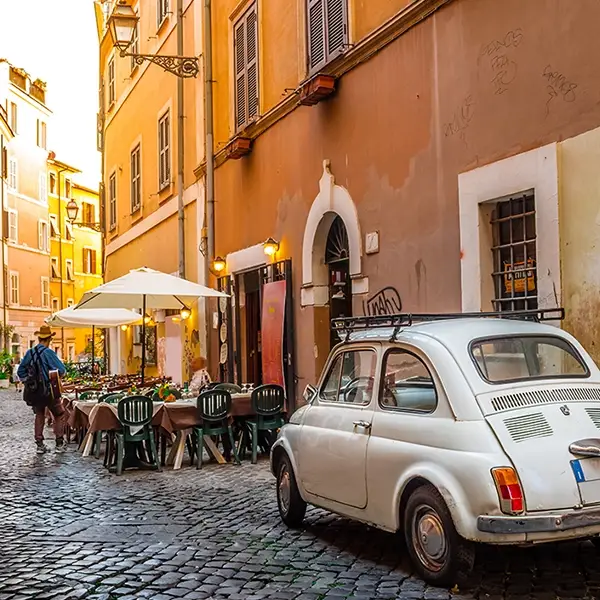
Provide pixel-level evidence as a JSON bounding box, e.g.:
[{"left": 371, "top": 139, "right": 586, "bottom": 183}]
[{"left": 0, "top": 390, "right": 600, "bottom": 600}]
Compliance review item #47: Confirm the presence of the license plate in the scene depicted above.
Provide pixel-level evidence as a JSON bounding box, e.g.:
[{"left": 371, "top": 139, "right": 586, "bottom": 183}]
[{"left": 571, "top": 458, "right": 600, "bottom": 483}]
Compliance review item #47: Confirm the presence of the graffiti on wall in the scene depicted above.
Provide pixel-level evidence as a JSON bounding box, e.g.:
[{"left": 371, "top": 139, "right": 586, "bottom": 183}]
[{"left": 363, "top": 287, "right": 402, "bottom": 317}]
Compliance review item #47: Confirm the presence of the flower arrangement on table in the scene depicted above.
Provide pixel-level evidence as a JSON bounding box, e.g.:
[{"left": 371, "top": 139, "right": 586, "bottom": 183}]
[{"left": 157, "top": 382, "right": 176, "bottom": 403}]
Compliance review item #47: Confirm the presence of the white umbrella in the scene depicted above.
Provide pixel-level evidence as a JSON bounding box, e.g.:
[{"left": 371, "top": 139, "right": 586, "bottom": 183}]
[
  {"left": 47, "top": 307, "right": 142, "bottom": 328},
  {"left": 76, "top": 267, "right": 229, "bottom": 382}
]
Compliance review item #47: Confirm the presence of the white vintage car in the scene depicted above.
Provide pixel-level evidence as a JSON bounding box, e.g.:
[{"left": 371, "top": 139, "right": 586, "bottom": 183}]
[{"left": 270, "top": 310, "right": 600, "bottom": 585}]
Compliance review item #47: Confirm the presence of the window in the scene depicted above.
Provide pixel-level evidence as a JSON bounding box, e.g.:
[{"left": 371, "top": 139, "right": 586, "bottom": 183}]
[
  {"left": 307, "top": 0, "right": 348, "bottom": 73},
  {"left": 67, "top": 344, "right": 75, "bottom": 362},
  {"left": 108, "top": 56, "right": 116, "bottom": 105},
  {"left": 8, "top": 158, "right": 17, "bottom": 190},
  {"left": 39, "top": 172, "right": 47, "bottom": 203},
  {"left": 7, "top": 209, "right": 17, "bottom": 243},
  {"left": 67, "top": 298, "right": 74, "bottom": 308},
  {"left": 131, "top": 20, "right": 139, "bottom": 71},
  {"left": 130, "top": 144, "right": 141, "bottom": 212},
  {"left": 9, "top": 102, "right": 17, "bottom": 133},
  {"left": 37, "top": 120, "right": 47, "bottom": 149},
  {"left": 49, "top": 173, "right": 56, "bottom": 194},
  {"left": 157, "top": 0, "right": 169, "bottom": 26},
  {"left": 491, "top": 194, "right": 537, "bottom": 312},
  {"left": 471, "top": 336, "right": 589, "bottom": 384},
  {"left": 9, "top": 272, "right": 19, "bottom": 305},
  {"left": 64, "top": 219, "right": 73, "bottom": 241},
  {"left": 158, "top": 112, "right": 170, "bottom": 189},
  {"left": 65, "top": 259, "right": 74, "bottom": 281},
  {"left": 65, "top": 179, "right": 72, "bottom": 199},
  {"left": 82, "top": 202, "right": 95, "bottom": 225},
  {"left": 234, "top": 4, "right": 259, "bottom": 130},
  {"left": 319, "top": 349, "right": 376, "bottom": 405},
  {"left": 49, "top": 214, "right": 59, "bottom": 238},
  {"left": 51, "top": 297, "right": 59, "bottom": 313},
  {"left": 109, "top": 172, "right": 117, "bottom": 230},
  {"left": 41, "top": 277, "right": 50, "bottom": 308},
  {"left": 38, "top": 220, "right": 49, "bottom": 252},
  {"left": 83, "top": 248, "right": 97, "bottom": 275},
  {"left": 381, "top": 351, "right": 437, "bottom": 413},
  {"left": 51, "top": 257, "right": 60, "bottom": 279}
]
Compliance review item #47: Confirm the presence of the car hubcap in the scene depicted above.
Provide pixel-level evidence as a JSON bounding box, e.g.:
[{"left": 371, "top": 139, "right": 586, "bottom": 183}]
[
  {"left": 279, "top": 467, "right": 291, "bottom": 514},
  {"left": 412, "top": 505, "right": 447, "bottom": 572}
]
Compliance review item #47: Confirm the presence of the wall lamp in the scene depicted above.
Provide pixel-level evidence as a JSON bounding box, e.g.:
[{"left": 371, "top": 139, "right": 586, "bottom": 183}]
[
  {"left": 211, "top": 256, "right": 226, "bottom": 274},
  {"left": 263, "top": 237, "right": 280, "bottom": 257},
  {"left": 66, "top": 199, "right": 103, "bottom": 232},
  {"left": 180, "top": 307, "right": 191, "bottom": 320},
  {"left": 108, "top": 2, "right": 200, "bottom": 78}
]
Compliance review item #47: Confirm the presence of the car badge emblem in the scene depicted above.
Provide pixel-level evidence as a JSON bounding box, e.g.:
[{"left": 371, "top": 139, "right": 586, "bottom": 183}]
[{"left": 560, "top": 405, "right": 571, "bottom": 416}]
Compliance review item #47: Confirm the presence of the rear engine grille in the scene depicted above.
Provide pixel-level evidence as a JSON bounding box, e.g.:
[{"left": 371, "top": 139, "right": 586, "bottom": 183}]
[
  {"left": 504, "top": 412, "right": 553, "bottom": 443},
  {"left": 586, "top": 408, "right": 600, "bottom": 429},
  {"left": 491, "top": 388, "right": 600, "bottom": 412}
]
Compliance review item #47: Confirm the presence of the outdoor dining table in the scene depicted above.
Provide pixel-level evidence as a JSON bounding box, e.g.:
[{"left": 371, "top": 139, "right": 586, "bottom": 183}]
[{"left": 69, "top": 393, "right": 255, "bottom": 469}]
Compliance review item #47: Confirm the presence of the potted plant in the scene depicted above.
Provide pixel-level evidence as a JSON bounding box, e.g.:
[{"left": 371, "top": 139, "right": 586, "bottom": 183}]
[{"left": 0, "top": 351, "right": 13, "bottom": 388}]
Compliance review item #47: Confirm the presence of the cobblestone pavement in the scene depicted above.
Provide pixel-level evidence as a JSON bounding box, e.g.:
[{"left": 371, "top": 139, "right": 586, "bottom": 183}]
[{"left": 1, "top": 391, "right": 600, "bottom": 600}]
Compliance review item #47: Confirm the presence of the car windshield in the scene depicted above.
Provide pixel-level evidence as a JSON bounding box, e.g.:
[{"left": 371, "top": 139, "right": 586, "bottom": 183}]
[{"left": 471, "top": 335, "right": 589, "bottom": 383}]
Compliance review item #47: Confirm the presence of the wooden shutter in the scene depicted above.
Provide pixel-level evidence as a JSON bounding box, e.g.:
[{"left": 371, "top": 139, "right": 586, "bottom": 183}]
[
  {"left": 91, "top": 250, "right": 97, "bottom": 275},
  {"left": 234, "top": 18, "right": 247, "bottom": 130},
  {"left": 308, "top": 0, "right": 326, "bottom": 72},
  {"left": 246, "top": 7, "right": 259, "bottom": 121},
  {"left": 326, "top": 0, "right": 346, "bottom": 58}
]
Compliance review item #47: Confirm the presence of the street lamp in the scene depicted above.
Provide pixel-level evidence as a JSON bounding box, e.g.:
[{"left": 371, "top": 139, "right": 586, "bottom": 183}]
[
  {"left": 66, "top": 199, "right": 103, "bottom": 233},
  {"left": 107, "top": 2, "right": 199, "bottom": 78}
]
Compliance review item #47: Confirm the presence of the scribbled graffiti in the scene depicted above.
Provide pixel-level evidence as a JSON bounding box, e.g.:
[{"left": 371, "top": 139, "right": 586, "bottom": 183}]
[{"left": 363, "top": 287, "right": 402, "bottom": 317}]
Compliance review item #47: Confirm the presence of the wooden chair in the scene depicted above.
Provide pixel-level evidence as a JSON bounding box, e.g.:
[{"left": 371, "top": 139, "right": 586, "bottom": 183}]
[
  {"left": 248, "top": 385, "right": 286, "bottom": 464},
  {"left": 194, "top": 389, "right": 240, "bottom": 469},
  {"left": 114, "top": 395, "right": 160, "bottom": 475}
]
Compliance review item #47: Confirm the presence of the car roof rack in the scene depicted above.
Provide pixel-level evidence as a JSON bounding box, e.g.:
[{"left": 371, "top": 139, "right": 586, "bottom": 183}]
[{"left": 332, "top": 308, "right": 565, "bottom": 342}]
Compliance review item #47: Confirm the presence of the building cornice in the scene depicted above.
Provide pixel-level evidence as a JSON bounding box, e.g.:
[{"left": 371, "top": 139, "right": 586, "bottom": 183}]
[{"left": 194, "top": 0, "right": 453, "bottom": 180}]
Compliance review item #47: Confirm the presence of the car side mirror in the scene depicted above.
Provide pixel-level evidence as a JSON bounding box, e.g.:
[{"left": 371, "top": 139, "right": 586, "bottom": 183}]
[{"left": 303, "top": 384, "right": 317, "bottom": 404}]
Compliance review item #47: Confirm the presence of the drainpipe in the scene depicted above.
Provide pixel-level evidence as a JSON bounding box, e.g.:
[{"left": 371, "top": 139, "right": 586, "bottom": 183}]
[
  {"left": 57, "top": 166, "right": 69, "bottom": 358},
  {"left": 99, "top": 58, "right": 107, "bottom": 373},
  {"left": 0, "top": 134, "right": 6, "bottom": 348},
  {"left": 203, "top": 0, "right": 215, "bottom": 368},
  {"left": 177, "top": 0, "right": 186, "bottom": 279}
]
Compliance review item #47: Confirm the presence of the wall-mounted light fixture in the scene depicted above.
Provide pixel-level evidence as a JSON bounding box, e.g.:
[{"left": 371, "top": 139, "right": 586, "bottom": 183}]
[
  {"left": 120, "top": 325, "right": 128, "bottom": 331},
  {"left": 212, "top": 256, "right": 226, "bottom": 274},
  {"left": 180, "top": 307, "right": 191, "bottom": 320},
  {"left": 263, "top": 237, "right": 280, "bottom": 257}
]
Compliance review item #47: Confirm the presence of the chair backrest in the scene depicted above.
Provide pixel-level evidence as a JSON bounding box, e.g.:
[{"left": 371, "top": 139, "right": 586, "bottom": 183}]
[
  {"left": 79, "top": 391, "right": 93, "bottom": 401},
  {"left": 99, "top": 392, "right": 124, "bottom": 404},
  {"left": 251, "top": 384, "right": 285, "bottom": 416},
  {"left": 117, "top": 395, "right": 153, "bottom": 427},
  {"left": 197, "top": 389, "right": 232, "bottom": 422},
  {"left": 214, "top": 382, "right": 242, "bottom": 394}
]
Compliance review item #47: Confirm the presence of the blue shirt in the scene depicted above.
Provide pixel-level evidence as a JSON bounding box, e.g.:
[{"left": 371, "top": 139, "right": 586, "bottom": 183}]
[{"left": 18, "top": 344, "right": 66, "bottom": 382}]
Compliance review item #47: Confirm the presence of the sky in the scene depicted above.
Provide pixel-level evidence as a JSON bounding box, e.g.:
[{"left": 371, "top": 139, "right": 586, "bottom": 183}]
[{"left": 0, "top": 0, "right": 101, "bottom": 188}]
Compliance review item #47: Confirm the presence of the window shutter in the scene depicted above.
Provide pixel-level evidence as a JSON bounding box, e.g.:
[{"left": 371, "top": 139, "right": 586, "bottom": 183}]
[
  {"left": 234, "top": 19, "right": 247, "bottom": 130},
  {"left": 1, "top": 147, "right": 7, "bottom": 179},
  {"left": 325, "top": 0, "right": 346, "bottom": 58},
  {"left": 91, "top": 250, "right": 97, "bottom": 275},
  {"left": 308, "top": 0, "right": 326, "bottom": 72},
  {"left": 246, "top": 7, "right": 259, "bottom": 121}
]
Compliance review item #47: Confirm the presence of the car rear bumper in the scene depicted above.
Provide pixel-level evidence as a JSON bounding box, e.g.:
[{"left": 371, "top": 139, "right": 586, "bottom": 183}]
[{"left": 478, "top": 505, "right": 600, "bottom": 534}]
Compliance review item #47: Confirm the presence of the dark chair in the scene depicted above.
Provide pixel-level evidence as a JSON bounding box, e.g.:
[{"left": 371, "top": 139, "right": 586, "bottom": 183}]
[
  {"left": 214, "top": 382, "right": 242, "bottom": 394},
  {"left": 92, "top": 392, "right": 125, "bottom": 460},
  {"left": 114, "top": 395, "right": 161, "bottom": 475},
  {"left": 249, "top": 385, "right": 286, "bottom": 464},
  {"left": 195, "top": 389, "right": 240, "bottom": 469}
]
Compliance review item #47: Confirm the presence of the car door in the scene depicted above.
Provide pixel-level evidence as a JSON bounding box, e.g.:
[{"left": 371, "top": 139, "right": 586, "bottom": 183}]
[{"left": 297, "top": 347, "right": 378, "bottom": 509}]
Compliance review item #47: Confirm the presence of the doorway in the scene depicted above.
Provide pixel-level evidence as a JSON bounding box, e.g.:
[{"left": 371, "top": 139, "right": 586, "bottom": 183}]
[
  {"left": 326, "top": 216, "right": 352, "bottom": 349},
  {"left": 244, "top": 270, "right": 262, "bottom": 386}
]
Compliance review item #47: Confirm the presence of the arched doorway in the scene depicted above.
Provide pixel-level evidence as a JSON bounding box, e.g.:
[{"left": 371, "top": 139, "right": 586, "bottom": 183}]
[{"left": 326, "top": 215, "right": 352, "bottom": 349}]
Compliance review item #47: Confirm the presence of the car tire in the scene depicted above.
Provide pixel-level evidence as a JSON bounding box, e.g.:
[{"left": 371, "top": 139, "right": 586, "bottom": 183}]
[
  {"left": 590, "top": 537, "right": 600, "bottom": 550},
  {"left": 404, "top": 484, "right": 475, "bottom": 587},
  {"left": 276, "top": 455, "right": 307, "bottom": 528}
]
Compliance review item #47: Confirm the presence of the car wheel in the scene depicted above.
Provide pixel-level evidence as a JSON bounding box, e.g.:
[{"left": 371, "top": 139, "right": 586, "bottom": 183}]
[
  {"left": 276, "top": 455, "right": 307, "bottom": 528},
  {"left": 404, "top": 484, "right": 475, "bottom": 587},
  {"left": 590, "top": 537, "right": 600, "bottom": 550}
]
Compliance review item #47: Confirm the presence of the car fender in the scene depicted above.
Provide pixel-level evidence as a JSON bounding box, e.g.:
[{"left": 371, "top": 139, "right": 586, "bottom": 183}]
[
  {"left": 270, "top": 434, "right": 307, "bottom": 497},
  {"left": 393, "top": 463, "right": 478, "bottom": 541}
]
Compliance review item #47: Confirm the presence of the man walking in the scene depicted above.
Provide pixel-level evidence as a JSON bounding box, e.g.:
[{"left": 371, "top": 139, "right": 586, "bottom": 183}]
[{"left": 18, "top": 326, "right": 67, "bottom": 454}]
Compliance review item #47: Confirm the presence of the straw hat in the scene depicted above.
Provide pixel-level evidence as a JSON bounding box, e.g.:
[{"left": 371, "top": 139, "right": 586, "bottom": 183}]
[{"left": 34, "top": 325, "right": 56, "bottom": 340}]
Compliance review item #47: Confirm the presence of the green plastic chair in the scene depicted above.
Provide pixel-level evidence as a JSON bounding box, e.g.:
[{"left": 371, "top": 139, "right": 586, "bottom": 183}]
[
  {"left": 114, "top": 395, "right": 161, "bottom": 475},
  {"left": 249, "top": 384, "right": 286, "bottom": 464},
  {"left": 93, "top": 392, "right": 126, "bottom": 462},
  {"left": 195, "top": 389, "right": 240, "bottom": 469},
  {"left": 214, "top": 382, "right": 242, "bottom": 394}
]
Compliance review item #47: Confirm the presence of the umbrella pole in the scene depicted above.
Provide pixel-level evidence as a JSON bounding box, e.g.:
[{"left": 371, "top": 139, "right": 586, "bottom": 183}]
[
  {"left": 141, "top": 295, "right": 146, "bottom": 385},
  {"left": 91, "top": 325, "right": 95, "bottom": 373}
]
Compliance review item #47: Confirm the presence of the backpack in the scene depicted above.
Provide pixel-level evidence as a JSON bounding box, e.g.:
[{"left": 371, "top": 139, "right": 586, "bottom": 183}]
[{"left": 23, "top": 347, "right": 49, "bottom": 407}]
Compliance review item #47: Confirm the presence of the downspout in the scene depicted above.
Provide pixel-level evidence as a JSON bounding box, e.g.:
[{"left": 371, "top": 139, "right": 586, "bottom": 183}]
[
  {"left": 177, "top": 0, "right": 186, "bottom": 279},
  {"left": 203, "top": 0, "right": 215, "bottom": 368},
  {"left": 0, "top": 134, "right": 6, "bottom": 347},
  {"left": 57, "top": 167, "right": 69, "bottom": 358},
  {"left": 99, "top": 56, "right": 107, "bottom": 373}
]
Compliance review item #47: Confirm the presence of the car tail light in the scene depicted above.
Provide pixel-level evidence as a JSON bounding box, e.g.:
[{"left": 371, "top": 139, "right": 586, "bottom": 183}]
[{"left": 492, "top": 467, "right": 524, "bottom": 515}]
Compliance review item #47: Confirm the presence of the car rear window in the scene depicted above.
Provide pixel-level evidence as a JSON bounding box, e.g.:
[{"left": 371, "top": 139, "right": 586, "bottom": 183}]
[{"left": 470, "top": 335, "right": 589, "bottom": 384}]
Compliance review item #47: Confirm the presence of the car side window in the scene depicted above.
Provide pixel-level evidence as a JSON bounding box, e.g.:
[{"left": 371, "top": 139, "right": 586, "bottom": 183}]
[
  {"left": 380, "top": 350, "right": 437, "bottom": 413},
  {"left": 320, "top": 349, "right": 376, "bottom": 405}
]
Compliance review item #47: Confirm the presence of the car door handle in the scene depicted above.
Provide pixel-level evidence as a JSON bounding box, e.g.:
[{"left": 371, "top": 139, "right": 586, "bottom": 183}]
[{"left": 353, "top": 420, "right": 371, "bottom": 430}]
